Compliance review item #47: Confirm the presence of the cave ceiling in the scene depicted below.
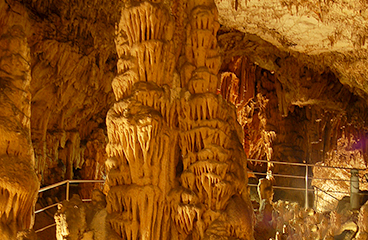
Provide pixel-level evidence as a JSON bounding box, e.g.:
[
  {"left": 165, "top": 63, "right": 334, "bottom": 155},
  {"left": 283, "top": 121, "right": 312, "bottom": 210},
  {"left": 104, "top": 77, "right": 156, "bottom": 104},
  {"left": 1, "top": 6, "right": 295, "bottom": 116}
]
[{"left": 215, "top": 0, "right": 368, "bottom": 108}]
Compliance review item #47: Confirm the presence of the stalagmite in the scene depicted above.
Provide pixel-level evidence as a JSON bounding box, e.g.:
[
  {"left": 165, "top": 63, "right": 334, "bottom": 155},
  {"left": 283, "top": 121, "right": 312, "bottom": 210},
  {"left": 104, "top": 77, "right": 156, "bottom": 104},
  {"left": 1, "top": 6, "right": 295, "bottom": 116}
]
[{"left": 105, "top": 0, "right": 253, "bottom": 239}]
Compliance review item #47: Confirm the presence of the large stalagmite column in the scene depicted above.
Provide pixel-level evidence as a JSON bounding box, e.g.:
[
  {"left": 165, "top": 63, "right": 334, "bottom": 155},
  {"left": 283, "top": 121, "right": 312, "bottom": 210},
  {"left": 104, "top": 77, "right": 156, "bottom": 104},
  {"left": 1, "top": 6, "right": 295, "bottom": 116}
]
[
  {"left": 105, "top": 1, "right": 177, "bottom": 239},
  {"left": 0, "top": 3, "right": 40, "bottom": 239},
  {"left": 105, "top": 0, "right": 254, "bottom": 239}
]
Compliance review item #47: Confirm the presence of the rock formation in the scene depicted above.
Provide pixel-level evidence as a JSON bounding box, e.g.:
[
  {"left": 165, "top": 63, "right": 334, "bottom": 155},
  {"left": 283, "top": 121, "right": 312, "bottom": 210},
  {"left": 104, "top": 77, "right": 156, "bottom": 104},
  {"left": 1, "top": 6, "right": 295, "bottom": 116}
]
[
  {"left": 355, "top": 201, "right": 368, "bottom": 240},
  {"left": 0, "top": 2, "right": 39, "bottom": 238},
  {"left": 104, "top": 0, "right": 254, "bottom": 239},
  {"left": 0, "top": 0, "right": 368, "bottom": 239},
  {"left": 55, "top": 190, "right": 119, "bottom": 240}
]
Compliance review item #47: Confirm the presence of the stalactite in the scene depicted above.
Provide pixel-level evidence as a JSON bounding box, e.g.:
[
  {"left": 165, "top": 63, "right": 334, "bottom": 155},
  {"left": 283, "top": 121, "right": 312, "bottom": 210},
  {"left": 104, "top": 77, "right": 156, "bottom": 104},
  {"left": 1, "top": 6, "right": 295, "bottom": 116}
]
[
  {"left": 174, "top": 0, "right": 254, "bottom": 239},
  {"left": 105, "top": 0, "right": 253, "bottom": 239},
  {"left": 105, "top": 0, "right": 179, "bottom": 239}
]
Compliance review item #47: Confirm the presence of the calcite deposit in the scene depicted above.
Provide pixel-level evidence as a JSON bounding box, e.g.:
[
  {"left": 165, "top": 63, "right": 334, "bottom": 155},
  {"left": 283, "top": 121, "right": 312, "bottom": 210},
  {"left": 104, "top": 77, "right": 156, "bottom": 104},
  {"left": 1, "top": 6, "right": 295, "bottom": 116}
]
[
  {"left": 0, "top": 3, "right": 39, "bottom": 238},
  {"left": 55, "top": 190, "right": 119, "bottom": 240},
  {"left": 104, "top": 0, "right": 253, "bottom": 239}
]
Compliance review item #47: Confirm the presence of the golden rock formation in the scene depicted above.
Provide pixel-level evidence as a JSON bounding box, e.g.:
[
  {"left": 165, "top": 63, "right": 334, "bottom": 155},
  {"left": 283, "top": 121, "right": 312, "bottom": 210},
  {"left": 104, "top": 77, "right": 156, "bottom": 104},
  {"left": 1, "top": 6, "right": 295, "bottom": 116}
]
[
  {"left": 1, "top": 0, "right": 368, "bottom": 239},
  {"left": 55, "top": 191, "right": 119, "bottom": 240},
  {"left": 356, "top": 201, "right": 368, "bottom": 240},
  {"left": 0, "top": 3, "right": 39, "bottom": 238},
  {"left": 104, "top": 0, "right": 253, "bottom": 239}
]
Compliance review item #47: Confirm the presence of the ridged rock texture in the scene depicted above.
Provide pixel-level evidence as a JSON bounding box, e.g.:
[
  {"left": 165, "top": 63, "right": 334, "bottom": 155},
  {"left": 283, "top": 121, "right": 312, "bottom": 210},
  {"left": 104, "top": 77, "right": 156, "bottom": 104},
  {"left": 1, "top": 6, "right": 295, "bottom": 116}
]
[
  {"left": 214, "top": 1, "right": 368, "bottom": 209},
  {"left": 215, "top": 0, "right": 368, "bottom": 103},
  {"left": 218, "top": 36, "right": 368, "bottom": 209},
  {"left": 0, "top": 1, "right": 39, "bottom": 238},
  {"left": 104, "top": 0, "right": 254, "bottom": 239}
]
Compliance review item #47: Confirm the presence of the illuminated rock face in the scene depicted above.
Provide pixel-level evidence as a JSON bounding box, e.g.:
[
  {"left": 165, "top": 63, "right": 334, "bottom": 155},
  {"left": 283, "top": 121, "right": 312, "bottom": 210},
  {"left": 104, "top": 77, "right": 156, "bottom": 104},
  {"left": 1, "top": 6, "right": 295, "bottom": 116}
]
[
  {"left": 214, "top": 0, "right": 368, "bottom": 104},
  {"left": 0, "top": 6, "right": 39, "bottom": 238},
  {"left": 55, "top": 191, "right": 120, "bottom": 240},
  {"left": 105, "top": 0, "right": 253, "bottom": 239},
  {"left": 356, "top": 201, "right": 368, "bottom": 240}
]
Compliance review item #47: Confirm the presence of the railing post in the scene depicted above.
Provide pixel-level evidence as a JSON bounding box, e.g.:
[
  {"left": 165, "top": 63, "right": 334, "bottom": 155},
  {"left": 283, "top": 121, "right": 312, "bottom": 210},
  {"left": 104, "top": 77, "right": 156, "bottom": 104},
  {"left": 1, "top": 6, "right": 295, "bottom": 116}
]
[
  {"left": 66, "top": 180, "right": 70, "bottom": 201},
  {"left": 305, "top": 164, "right": 309, "bottom": 209},
  {"left": 314, "top": 188, "right": 319, "bottom": 210},
  {"left": 350, "top": 169, "right": 359, "bottom": 210}
]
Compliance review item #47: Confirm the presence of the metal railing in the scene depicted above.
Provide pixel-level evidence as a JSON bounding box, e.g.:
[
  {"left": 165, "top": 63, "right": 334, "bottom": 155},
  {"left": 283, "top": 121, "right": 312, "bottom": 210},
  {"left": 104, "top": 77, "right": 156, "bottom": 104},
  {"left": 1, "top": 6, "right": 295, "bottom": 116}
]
[
  {"left": 34, "top": 160, "right": 366, "bottom": 233},
  {"left": 247, "top": 158, "right": 367, "bottom": 209},
  {"left": 35, "top": 179, "right": 104, "bottom": 233}
]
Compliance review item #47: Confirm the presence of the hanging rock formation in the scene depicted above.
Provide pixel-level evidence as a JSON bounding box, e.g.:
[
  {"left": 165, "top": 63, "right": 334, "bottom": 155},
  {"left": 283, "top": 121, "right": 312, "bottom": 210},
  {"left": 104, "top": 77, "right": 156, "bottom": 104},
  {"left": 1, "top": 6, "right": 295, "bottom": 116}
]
[{"left": 105, "top": 0, "right": 254, "bottom": 239}]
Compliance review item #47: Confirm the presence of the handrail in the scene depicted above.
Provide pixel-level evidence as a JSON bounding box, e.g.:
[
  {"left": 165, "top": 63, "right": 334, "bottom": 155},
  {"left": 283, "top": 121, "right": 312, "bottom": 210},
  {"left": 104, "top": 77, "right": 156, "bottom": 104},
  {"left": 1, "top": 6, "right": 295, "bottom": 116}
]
[
  {"left": 35, "top": 223, "right": 56, "bottom": 233},
  {"left": 252, "top": 171, "right": 368, "bottom": 184},
  {"left": 248, "top": 158, "right": 367, "bottom": 209},
  {"left": 35, "top": 203, "right": 59, "bottom": 214},
  {"left": 252, "top": 171, "right": 306, "bottom": 179},
  {"left": 35, "top": 179, "right": 105, "bottom": 234},
  {"left": 248, "top": 158, "right": 367, "bottom": 171},
  {"left": 248, "top": 183, "right": 315, "bottom": 192},
  {"left": 314, "top": 185, "right": 340, "bottom": 201},
  {"left": 38, "top": 180, "right": 69, "bottom": 193},
  {"left": 38, "top": 179, "right": 104, "bottom": 193},
  {"left": 35, "top": 159, "right": 365, "bottom": 233}
]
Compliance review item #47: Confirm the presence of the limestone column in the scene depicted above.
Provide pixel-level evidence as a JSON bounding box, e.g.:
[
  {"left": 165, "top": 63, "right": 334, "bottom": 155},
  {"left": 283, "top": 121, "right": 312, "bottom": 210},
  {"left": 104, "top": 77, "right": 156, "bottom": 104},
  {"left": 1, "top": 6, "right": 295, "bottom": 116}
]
[
  {"left": 173, "top": 0, "right": 254, "bottom": 239},
  {"left": 105, "top": 0, "right": 177, "bottom": 239},
  {"left": 0, "top": 3, "right": 40, "bottom": 238},
  {"left": 105, "top": 0, "right": 254, "bottom": 239}
]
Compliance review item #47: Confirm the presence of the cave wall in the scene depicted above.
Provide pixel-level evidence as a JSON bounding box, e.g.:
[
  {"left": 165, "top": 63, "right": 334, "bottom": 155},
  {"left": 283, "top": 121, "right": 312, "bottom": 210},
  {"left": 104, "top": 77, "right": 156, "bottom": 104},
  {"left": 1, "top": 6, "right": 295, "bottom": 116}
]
[
  {"left": 0, "top": 0, "right": 123, "bottom": 194},
  {"left": 218, "top": 42, "right": 368, "bottom": 208},
  {"left": 0, "top": 1, "right": 39, "bottom": 238},
  {"left": 25, "top": 0, "right": 119, "bottom": 187}
]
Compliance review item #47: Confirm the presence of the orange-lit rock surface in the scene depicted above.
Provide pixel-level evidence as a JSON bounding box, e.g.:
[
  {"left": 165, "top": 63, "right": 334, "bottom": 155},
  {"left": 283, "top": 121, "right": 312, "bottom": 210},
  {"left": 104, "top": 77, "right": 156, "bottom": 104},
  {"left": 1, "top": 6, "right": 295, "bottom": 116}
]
[
  {"left": 104, "top": 0, "right": 254, "bottom": 239},
  {"left": 55, "top": 190, "right": 119, "bottom": 240},
  {"left": 0, "top": 0, "right": 368, "bottom": 239},
  {"left": 0, "top": 1, "right": 39, "bottom": 238}
]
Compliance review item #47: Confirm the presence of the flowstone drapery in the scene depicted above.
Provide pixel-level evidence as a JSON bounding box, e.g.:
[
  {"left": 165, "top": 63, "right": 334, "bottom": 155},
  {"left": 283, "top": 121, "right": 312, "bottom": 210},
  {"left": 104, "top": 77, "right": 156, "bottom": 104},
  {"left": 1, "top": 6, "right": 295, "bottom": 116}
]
[
  {"left": 0, "top": 11, "right": 39, "bottom": 239},
  {"left": 105, "top": 0, "right": 254, "bottom": 239}
]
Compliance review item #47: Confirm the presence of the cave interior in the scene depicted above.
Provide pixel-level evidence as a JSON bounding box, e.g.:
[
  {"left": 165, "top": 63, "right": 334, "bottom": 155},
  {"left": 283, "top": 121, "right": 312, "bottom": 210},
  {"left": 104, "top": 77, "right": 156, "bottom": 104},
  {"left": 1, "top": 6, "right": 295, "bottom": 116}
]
[{"left": 1, "top": 0, "right": 368, "bottom": 239}]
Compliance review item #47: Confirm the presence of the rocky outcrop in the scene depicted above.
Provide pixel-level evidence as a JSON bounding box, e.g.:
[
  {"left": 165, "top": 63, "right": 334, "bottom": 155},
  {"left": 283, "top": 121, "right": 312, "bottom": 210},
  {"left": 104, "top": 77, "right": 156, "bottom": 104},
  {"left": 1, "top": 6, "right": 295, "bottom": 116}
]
[
  {"left": 215, "top": 0, "right": 368, "bottom": 53},
  {"left": 55, "top": 190, "right": 119, "bottom": 240}
]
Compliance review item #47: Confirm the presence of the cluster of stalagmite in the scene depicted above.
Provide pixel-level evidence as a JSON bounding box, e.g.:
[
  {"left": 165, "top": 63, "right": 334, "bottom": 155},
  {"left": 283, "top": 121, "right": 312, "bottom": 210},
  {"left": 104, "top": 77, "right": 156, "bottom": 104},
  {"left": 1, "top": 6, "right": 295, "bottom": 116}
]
[
  {"left": 105, "top": 0, "right": 253, "bottom": 239},
  {"left": 0, "top": 7, "right": 39, "bottom": 238}
]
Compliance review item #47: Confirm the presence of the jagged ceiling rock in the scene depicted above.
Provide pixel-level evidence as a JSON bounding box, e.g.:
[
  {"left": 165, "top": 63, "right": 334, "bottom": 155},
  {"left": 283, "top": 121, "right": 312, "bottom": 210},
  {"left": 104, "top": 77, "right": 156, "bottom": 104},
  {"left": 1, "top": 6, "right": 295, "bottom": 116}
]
[
  {"left": 218, "top": 30, "right": 368, "bottom": 130},
  {"left": 215, "top": 0, "right": 368, "bottom": 102},
  {"left": 215, "top": 0, "right": 368, "bottom": 53}
]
